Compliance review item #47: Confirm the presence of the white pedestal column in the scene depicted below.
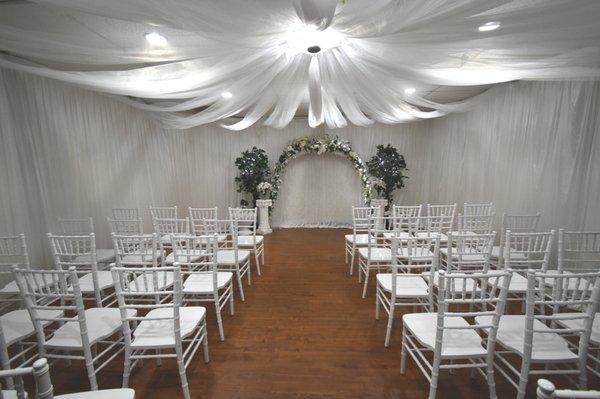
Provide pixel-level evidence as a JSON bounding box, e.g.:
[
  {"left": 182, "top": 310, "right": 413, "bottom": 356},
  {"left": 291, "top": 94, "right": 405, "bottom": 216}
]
[
  {"left": 256, "top": 199, "right": 273, "bottom": 235},
  {"left": 370, "top": 198, "right": 388, "bottom": 230}
]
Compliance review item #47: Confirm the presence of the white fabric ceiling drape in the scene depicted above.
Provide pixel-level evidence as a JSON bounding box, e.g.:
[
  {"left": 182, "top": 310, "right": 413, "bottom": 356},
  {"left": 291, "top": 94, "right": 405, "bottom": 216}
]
[
  {"left": 1, "top": 69, "right": 598, "bottom": 267},
  {"left": 0, "top": 0, "right": 599, "bottom": 129}
]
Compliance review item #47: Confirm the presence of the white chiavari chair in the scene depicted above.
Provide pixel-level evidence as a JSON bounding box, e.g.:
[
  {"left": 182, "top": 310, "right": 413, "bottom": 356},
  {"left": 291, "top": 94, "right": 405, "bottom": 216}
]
[
  {"left": 358, "top": 216, "right": 391, "bottom": 298},
  {"left": 476, "top": 271, "right": 600, "bottom": 399},
  {"left": 392, "top": 205, "right": 422, "bottom": 231},
  {"left": 229, "top": 207, "right": 264, "bottom": 276},
  {"left": 189, "top": 208, "right": 228, "bottom": 249},
  {"left": 48, "top": 233, "right": 115, "bottom": 307},
  {"left": 112, "top": 234, "right": 172, "bottom": 294},
  {"left": 112, "top": 264, "right": 208, "bottom": 399},
  {"left": 537, "top": 379, "right": 600, "bottom": 399},
  {"left": 376, "top": 234, "right": 439, "bottom": 346},
  {"left": 426, "top": 204, "right": 456, "bottom": 246},
  {"left": 463, "top": 202, "right": 494, "bottom": 216},
  {"left": 176, "top": 234, "right": 234, "bottom": 341},
  {"left": 502, "top": 230, "right": 554, "bottom": 305},
  {"left": 492, "top": 213, "right": 541, "bottom": 268},
  {"left": 14, "top": 267, "right": 133, "bottom": 391},
  {"left": 401, "top": 270, "right": 512, "bottom": 399},
  {"left": 437, "top": 232, "right": 495, "bottom": 276},
  {"left": 107, "top": 218, "right": 144, "bottom": 235},
  {"left": 0, "top": 234, "right": 31, "bottom": 308},
  {"left": 148, "top": 206, "right": 177, "bottom": 219},
  {"left": 57, "top": 218, "right": 115, "bottom": 264},
  {"left": 345, "top": 206, "right": 379, "bottom": 275},
  {"left": 112, "top": 208, "right": 139, "bottom": 221},
  {"left": 0, "top": 357, "right": 135, "bottom": 399},
  {"left": 214, "top": 219, "right": 250, "bottom": 302},
  {"left": 152, "top": 217, "right": 189, "bottom": 248},
  {"left": 455, "top": 213, "right": 495, "bottom": 235}
]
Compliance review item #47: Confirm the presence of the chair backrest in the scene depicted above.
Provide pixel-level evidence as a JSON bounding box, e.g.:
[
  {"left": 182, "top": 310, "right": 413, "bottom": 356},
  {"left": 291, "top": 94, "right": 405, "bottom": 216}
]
[
  {"left": 525, "top": 270, "right": 600, "bottom": 364},
  {"left": 503, "top": 230, "right": 554, "bottom": 274},
  {"left": 107, "top": 218, "right": 144, "bottom": 235},
  {"left": 112, "top": 233, "right": 161, "bottom": 268},
  {"left": 152, "top": 217, "right": 189, "bottom": 237},
  {"left": 392, "top": 205, "right": 422, "bottom": 219},
  {"left": 47, "top": 233, "right": 104, "bottom": 306},
  {"left": 13, "top": 267, "right": 88, "bottom": 357},
  {"left": 174, "top": 235, "right": 219, "bottom": 294},
  {"left": 436, "top": 269, "right": 511, "bottom": 358},
  {"left": 111, "top": 208, "right": 139, "bottom": 220},
  {"left": 57, "top": 217, "right": 93, "bottom": 235},
  {"left": 446, "top": 232, "right": 496, "bottom": 273},
  {"left": 352, "top": 206, "right": 379, "bottom": 234},
  {"left": 426, "top": 204, "right": 456, "bottom": 232},
  {"left": 189, "top": 207, "right": 218, "bottom": 235},
  {"left": 457, "top": 213, "right": 495, "bottom": 234},
  {"left": 366, "top": 216, "right": 391, "bottom": 253},
  {"left": 229, "top": 207, "right": 257, "bottom": 236},
  {"left": 149, "top": 206, "right": 177, "bottom": 219},
  {"left": 0, "top": 358, "right": 54, "bottom": 399},
  {"left": 0, "top": 234, "right": 30, "bottom": 289},
  {"left": 498, "top": 213, "right": 541, "bottom": 257},
  {"left": 558, "top": 230, "right": 600, "bottom": 274},
  {"left": 112, "top": 265, "right": 183, "bottom": 349},
  {"left": 390, "top": 235, "right": 439, "bottom": 302},
  {"left": 463, "top": 202, "right": 494, "bottom": 216}
]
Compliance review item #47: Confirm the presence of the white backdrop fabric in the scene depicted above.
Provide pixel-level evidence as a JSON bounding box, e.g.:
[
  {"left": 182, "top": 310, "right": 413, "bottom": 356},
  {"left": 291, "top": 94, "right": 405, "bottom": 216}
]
[
  {"left": 1, "top": 0, "right": 600, "bottom": 129},
  {"left": 0, "top": 68, "right": 599, "bottom": 266}
]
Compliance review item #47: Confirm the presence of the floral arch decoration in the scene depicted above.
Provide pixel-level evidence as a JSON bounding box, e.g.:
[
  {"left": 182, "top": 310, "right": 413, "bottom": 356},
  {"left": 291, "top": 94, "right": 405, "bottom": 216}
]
[{"left": 269, "top": 135, "right": 373, "bottom": 207}]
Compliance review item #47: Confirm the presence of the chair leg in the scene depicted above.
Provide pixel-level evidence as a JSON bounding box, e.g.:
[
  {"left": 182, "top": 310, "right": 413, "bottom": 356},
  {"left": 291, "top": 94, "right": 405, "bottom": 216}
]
[
  {"left": 254, "top": 248, "right": 261, "bottom": 276},
  {"left": 236, "top": 270, "right": 245, "bottom": 301},
  {"left": 384, "top": 303, "right": 395, "bottom": 347},
  {"left": 176, "top": 352, "right": 190, "bottom": 399},
  {"left": 202, "top": 321, "right": 210, "bottom": 363},
  {"left": 362, "top": 267, "right": 370, "bottom": 298},
  {"left": 1, "top": 342, "right": 14, "bottom": 389},
  {"left": 247, "top": 261, "right": 252, "bottom": 285},
  {"left": 578, "top": 355, "right": 588, "bottom": 389},
  {"left": 400, "top": 329, "right": 408, "bottom": 374},
  {"left": 486, "top": 353, "right": 498, "bottom": 399},
  {"left": 345, "top": 245, "right": 349, "bottom": 264},
  {"left": 261, "top": 245, "right": 264, "bottom": 264},
  {"left": 84, "top": 358, "right": 98, "bottom": 390},
  {"left": 429, "top": 352, "right": 442, "bottom": 399},
  {"left": 375, "top": 290, "right": 380, "bottom": 320},
  {"left": 516, "top": 358, "right": 530, "bottom": 399},
  {"left": 122, "top": 346, "right": 132, "bottom": 388},
  {"left": 229, "top": 289, "right": 235, "bottom": 315},
  {"left": 349, "top": 246, "right": 356, "bottom": 276},
  {"left": 215, "top": 297, "right": 225, "bottom": 341}
]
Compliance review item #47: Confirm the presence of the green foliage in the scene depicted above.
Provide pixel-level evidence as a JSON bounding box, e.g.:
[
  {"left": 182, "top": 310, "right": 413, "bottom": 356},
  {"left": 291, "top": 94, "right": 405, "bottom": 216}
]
[
  {"left": 234, "top": 146, "right": 270, "bottom": 207},
  {"left": 366, "top": 144, "right": 407, "bottom": 206}
]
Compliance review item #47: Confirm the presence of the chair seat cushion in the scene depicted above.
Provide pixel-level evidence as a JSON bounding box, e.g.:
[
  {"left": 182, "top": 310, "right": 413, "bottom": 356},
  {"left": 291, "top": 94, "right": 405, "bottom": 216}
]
[
  {"left": 56, "top": 388, "right": 136, "bottom": 399},
  {"left": 403, "top": 313, "right": 487, "bottom": 358},
  {"left": 69, "top": 271, "right": 114, "bottom": 293},
  {"left": 74, "top": 249, "right": 115, "bottom": 264},
  {"left": 183, "top": 272, "right": 233, "bottom": 293},
  {"left": 555, "top": 312, "right": 600, "bottom": 344},
  {"left": 217, "top": 250, "right": 250, "bottom": 265},
  {"left": 237, "top": 235, "right": 264, "bottom": 246},
  {"left": 165, "top": 249, "right": 207, "bottom": 264},
  {"left": 490, "top": 246, "right": 528, "bottom": 260},
  {"left": 377, "top": 274, "right": 429, "bottom": 297},
  {"left": 358, "top": 247, "right": 391, "bottom": 262},
  {"left": 382, "top": 231, "right": 411, "bottom": 240},
  {"left": 46, "top": 308, "right": 136, "bottom": 349},
  {"left": 475, "top": 315, "right": 578, "bottom": 362},
  {"left": 0, "top": 309, "right": 64, "bottom": 346},
  {"left": 344, "top": 234, "right": 373, "bottom": 245},
  {"left": 131, "top": 307, "right": 205, "bottom": 349}
]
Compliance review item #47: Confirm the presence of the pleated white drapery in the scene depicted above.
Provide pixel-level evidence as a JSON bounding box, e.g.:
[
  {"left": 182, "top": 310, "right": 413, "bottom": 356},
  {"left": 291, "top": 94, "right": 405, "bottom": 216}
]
[
  {"left": 1, "top": 69, "right": 599, "bottom": 268},
  {"left": 0, "top": 0, "right": 599, "bottom": 129}
]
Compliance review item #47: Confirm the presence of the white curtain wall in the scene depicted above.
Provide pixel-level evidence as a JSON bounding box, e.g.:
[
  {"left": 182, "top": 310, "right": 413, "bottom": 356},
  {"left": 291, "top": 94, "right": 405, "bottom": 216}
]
[{"left": 1, "top": 68, "right": 599, "bottom": 267}]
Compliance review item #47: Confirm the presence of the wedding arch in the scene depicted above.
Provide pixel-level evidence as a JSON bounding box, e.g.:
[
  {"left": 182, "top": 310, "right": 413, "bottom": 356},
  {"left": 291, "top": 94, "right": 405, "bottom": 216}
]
[{"left": 270, "top": 135, "right": 372, "bottom": 207}]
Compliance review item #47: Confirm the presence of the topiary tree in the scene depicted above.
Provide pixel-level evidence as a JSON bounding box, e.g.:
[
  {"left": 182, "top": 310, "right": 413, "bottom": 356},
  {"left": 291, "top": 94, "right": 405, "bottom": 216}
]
[
  {"left": 234, "top": 146, "right": 270, "bottom": 207},
  {"left": 367, "top": 144, "right": 407, "bottom": 211}
]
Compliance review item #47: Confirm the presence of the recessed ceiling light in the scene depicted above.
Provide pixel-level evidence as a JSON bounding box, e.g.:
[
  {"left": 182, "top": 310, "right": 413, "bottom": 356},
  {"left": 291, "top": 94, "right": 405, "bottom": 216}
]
[
  {"left": 145, "top": 32, "right": 167, "bottom": 46},
  {"left": 221, "top": 91, "right": 233, "bottom": 99},
  {"left": 478, "top": 21, "right": 500, "bottom": 32},
  {"left": 404, "top": 87, "right": 416, "bottom": 95}
]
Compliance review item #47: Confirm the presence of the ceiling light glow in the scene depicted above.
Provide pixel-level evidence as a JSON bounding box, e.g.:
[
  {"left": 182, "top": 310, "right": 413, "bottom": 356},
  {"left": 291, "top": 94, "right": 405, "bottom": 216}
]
[
  {"left": 404, "top": 87, "right": 416, "bottom": 95},
  {"left": 145, "top": 32, "right": 167, "bottom": 46},
  {"left": 285, "top": 22, "right": 344, "bottom": 55},
  {"left": 478, "top": 21, "right": 500, "bottom": 32},
  {"left": 221, "top": 91, "right": 233, "bottom": 99}
]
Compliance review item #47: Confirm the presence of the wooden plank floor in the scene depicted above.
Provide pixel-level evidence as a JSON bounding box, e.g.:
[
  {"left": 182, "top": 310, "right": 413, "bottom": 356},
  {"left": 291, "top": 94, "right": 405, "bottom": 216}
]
[{"left": 50, "top": 228, "right": 598, "bottom": 398}]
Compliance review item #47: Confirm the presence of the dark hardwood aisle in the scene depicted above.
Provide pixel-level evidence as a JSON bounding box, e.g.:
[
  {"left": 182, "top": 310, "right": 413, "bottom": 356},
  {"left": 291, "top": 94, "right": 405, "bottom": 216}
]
[{"left": 50, "top": 228, "right": 585, "bottom": 398}]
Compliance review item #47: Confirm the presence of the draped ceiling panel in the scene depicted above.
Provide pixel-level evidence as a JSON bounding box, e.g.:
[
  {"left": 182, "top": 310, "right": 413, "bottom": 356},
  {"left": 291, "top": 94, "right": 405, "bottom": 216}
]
[
  {"left": 1, "top": 69, "right": 598, "bottom": 266},
  {"left": 0, "top": 0, "right": 599, "bottom": 130}
]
